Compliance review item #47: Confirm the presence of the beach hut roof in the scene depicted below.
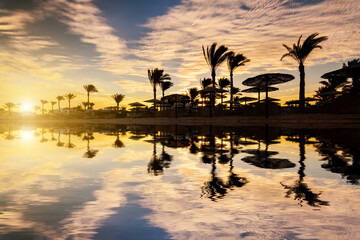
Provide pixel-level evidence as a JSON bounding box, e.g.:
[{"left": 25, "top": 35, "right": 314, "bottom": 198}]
[{"left": 242, "top": 73, "right": 295, "bottom": 87}]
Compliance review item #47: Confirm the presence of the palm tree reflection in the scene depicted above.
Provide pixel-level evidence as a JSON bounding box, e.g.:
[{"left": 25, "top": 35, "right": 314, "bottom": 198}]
[
  {"left": 281, "top": 132, "right": 329, "bottom": 207},
  {"left": 82, "top": 132, "right": 98, "bottom": 158},
  {"left": 66, "top": 132, "right": 76, "bottom": 149},
  {"left": 315, "top": 139, "right": 360, "bottom": 185},
  {"left": 147, "top": 131, "right": 173, "bottom": 176},
  {"left": 112, "top": 130, "right": 125, "bottom": 148},
  {"left": 56, "top": 130, "right": 65, "bottom": 147},
  {"left": 201, "top": 126, "right": 248, "bottom": 201}
]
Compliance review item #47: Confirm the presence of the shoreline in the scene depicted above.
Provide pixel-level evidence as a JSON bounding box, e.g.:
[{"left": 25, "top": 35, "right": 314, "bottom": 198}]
[{"left": 1, "top": 113, "right": 360, "bottom": 129}]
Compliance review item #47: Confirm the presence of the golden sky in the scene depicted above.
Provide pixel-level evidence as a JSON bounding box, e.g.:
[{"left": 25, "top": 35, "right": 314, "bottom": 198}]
[{"left": 0, "top": 0, "right": 359, "bottom": 109}]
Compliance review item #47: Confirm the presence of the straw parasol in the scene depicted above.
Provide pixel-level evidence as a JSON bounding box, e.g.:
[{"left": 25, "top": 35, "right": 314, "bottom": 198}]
[
  {"left": 242, "top": 86, "right": 279, "bottom": 102},
  {"left": 239, "top": 96, "right": 257, "bottom": 106},
  {"left": 128, "top": 102, "right": 145, "bottom": 107},
  {"left": 242, "top": 73, "right": 294, "bottom": 118}
]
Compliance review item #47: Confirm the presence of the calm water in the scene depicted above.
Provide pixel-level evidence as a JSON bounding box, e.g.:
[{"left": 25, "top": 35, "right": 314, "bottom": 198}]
[{"left": 0, "top": 124, "right": 359, "bottom": 240}]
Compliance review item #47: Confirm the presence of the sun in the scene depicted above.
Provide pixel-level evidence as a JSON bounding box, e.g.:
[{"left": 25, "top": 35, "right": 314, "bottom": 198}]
[{"left": 22, "top": 102, "right": 33, "bottom": 112}]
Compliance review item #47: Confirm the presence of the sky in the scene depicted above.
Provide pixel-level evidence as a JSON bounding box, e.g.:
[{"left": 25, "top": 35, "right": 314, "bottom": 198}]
[{"left": 0, "top": 0, "right": 359, "bottom": 110}]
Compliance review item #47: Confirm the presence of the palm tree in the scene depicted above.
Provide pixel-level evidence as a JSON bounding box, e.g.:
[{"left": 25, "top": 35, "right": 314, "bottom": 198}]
[
  {"left": 218, "top": 77, "right": 230, "bottom": 106},
  {"left": 50, "top": 101, "right": 57, "bottom": 111},
  {"left": 40, "top": 99, "right": 48, "bottom": 114},
  {"left": 56, "top": 96, "right": 65, "bottom": 111},
  {"left": 187, "top": 87, "right": 199, "bottom": 107},
  {"left": 342, "top": 58, "right": 360, "bottom": 94},
  {"left": 202, "top": 43, "right": 232, "bottom": 87},
  {"left": 159, "top": 81, "right": 174, "bottom": 98},
  {"left": 65, "top": 93, "right": 76, "bottom": 110},
  {"left": 34, "top": 105, "right": 40, "bottom": 114},
  {"left": 227, "top": 52, "right": 250, "bottom": 110},
  {"left": 82, "top": 102, "right": 88, "bottom": 110},
  {"left": 111, "top": 94, "right": 125, "bottom": 110},
  {"left": 281, "top": 33, "right": 328, "bottom": 110},
  {"left": 4, "top": 102, "right": 15, "bottom": 112},
  {"left": 148, "top": 68, "right": 171, "bottom": 115},
  {"left": 83, "top": 84, "right": 98, "bottom": 110}
]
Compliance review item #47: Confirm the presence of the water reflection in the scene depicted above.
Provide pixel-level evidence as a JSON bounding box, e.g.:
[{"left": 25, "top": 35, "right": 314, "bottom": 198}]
[
  {"left": 0, "top": 124, "right": 359, "bottom": 239},
  {"left": 282, "top": 132, "right": 329, "bottom": 207}
]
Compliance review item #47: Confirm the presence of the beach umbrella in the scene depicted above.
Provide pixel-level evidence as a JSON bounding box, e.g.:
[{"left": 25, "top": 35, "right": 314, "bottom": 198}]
[
  {"left": 260, "top": 97, "right": 280, "bottom": 103},
  {"left": 239, "top": 97, "right": 257, "bottom": 106},
  {"left": 129, "top": 102, "right": 145, "bottom": 107},
  {"left": 242, "top": 73, "right": 294, "bottom": 118},
  {"left": 242, "top": 86, "right": 279, "bottom": 102}
]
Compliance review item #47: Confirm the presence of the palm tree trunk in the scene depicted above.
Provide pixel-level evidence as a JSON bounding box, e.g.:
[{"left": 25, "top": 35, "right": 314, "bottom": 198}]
[
  {"left": 68, "top": 99, "right": 71, "bottom": 110},
  {"left": 211, "top": 68, "right": 216, "bottom": 108},
  {"left": 58, "top": 101, "right": 60, "bottom": 111},
  {"left": 153, "top": 85, "right": 156, "bottom": 118},
  {"left": 42, "top": 104, "right": 44, "bottom": 115},
  {"left": 117, "top": 102, "right": 119, "bottom": 111},
  {"left": 299, "top": 62, "right": 305, "bottom": 111},
  {"left": 87, "top": 92, "right": 90, "bottom": 110},
  {"left": 230, "top": 71, "right": 233, "bottom": 110}
]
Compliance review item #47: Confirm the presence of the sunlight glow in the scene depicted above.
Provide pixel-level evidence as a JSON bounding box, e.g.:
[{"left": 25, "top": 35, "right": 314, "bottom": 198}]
[
  {"left": 20, "top": 130, "right": 33, "bottom": 141},
  {"left": 21, "top": 103, "right": 33, "bottom": 113}
]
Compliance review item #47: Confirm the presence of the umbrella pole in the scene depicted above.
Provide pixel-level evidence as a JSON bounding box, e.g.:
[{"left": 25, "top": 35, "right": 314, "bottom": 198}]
[{"left": 266, "top": 80, "right": 269, "bottom": 119}]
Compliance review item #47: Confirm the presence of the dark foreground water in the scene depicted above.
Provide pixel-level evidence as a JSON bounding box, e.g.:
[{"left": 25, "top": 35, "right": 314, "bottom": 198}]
[{"left": 0, "top": 124, "right": 359, "bottom": 240}]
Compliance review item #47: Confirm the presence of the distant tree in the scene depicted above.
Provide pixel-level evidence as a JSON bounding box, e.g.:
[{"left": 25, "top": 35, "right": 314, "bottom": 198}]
[
  {"left": 200, "top": 78, "right": 212, "bottom": 89},
  {"left": 111, "top": 94, "right": 125, "bottom": 111},
  {"left": 281, "top": 33, "right": 328, "bottom": 110},
  {"left": 40, "top": 99, "right": 48, "bottom": 114},
  {"left": 218, "top": 77, "right": 230, "bottom": 106},
  {"left": 4, "top": 102, "right": 15, "bottom": 112},
  {"left": 187, "top": 87, "right": 199, "bottom": 107},
  {"left": 148, "top": 68, "right": 171, "bottom": 114},
  {"left": 159, "top": 81, "right": 174, "bottom": 98},
  {"left": 56, "top": 96, "right": 65, "bottom": 111},
  {"left": 33, "top": 105, "right": 40, "bottom": 114},
  {"left": 83, "top": 84, "right": 98, "bottom": 110},
  {"left": 227, "top": 52, "right": 249, "bottom": 110},
  {"left": 342, "top": 58, "right": 360, "bottom": 94},
  {"left": 65, "top": 93, "right": 76, "bottom": 110},
  {"left": 50, "top": 101, "right": 57, "bottom": 111},
  {"left": 88, "top": 102, "right": 95, "bottom": 110},
  {"left": 82, "top": 102, "right": 88, "bottom": 110}
]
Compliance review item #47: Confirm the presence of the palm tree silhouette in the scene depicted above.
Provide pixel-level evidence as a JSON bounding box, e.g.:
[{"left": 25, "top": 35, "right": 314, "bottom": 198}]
[
  {"left": 148, "top": 68, "right": 171, "bottom": 116},
  {"left": 218, "top": 77, "right": 230, "bottom": 107},
  {"left": 202, "top": 43, "right": 232, "bottom": 87},
  {"left": 187, "top": 87, "right": 199, "bottom": 107},
  {"left": 83, "top": 84, "right": 98, "bottom": 110},
  {"left": 40, "top": 99, "right": 48, "bottom": 114},
  {"left": 56, "top": 96, "right": 65, "bottom": 111},
  {"left": 159, "top": 81, "right": 173, "bottom": 98},
  {"left": 227, "top": 52, "right": 250, "bottom": 110},
  {"left": 50, "top": 101, "right": 56, "bottom": 111},
  {"left": 4, "top": 102, "right": 15, "bottom": 112},
  {"left": 281, "top": 33, "right": 328, "bottom": 110},
  {"left": 111, "top": 94, "right": 125, "bottom": 111},
  {"left": 65, "top": 93, "right": 76, "bottom": 110}
]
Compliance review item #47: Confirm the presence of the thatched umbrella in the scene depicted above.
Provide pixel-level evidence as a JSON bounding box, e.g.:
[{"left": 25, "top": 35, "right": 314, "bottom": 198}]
[
  {"left": 242, "top": 73, "right": 294, "bottom": 118},
  {"left": 242, "top": 86, "right": 279, "bottom": 102},
  {"left": 239, "top": 96, "right": 257, "bottom": 106},
  {"left": 260, "top": 97, "right": 280, "bottom": 103}
]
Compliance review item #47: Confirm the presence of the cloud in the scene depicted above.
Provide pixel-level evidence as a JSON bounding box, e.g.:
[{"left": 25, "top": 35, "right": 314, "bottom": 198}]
[
  {"left": 138, "top": 0, "right": 360, "bottom": 90},
  {"left": 113, "top": 79, "right": 152, "bottom": 94}
]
